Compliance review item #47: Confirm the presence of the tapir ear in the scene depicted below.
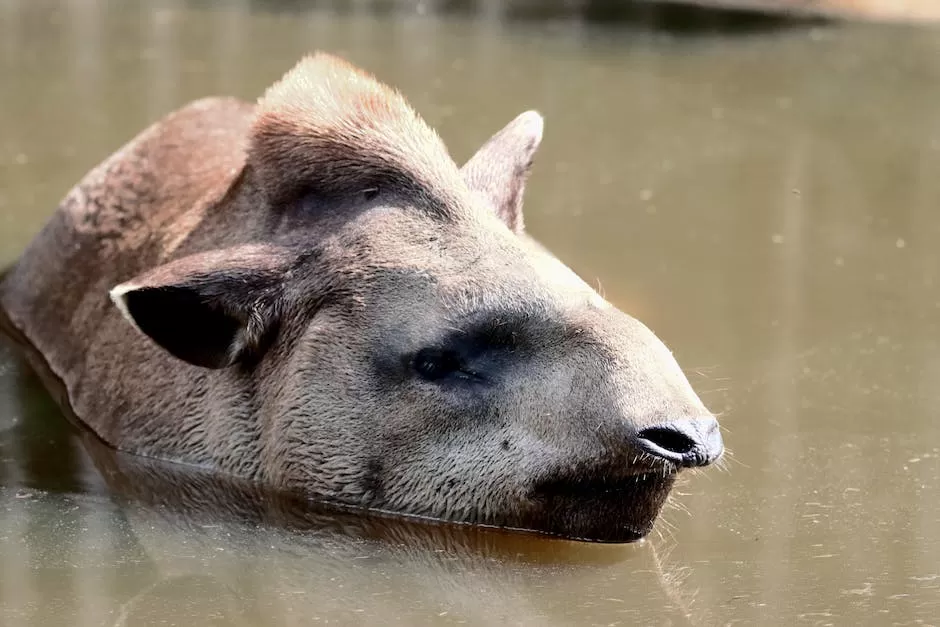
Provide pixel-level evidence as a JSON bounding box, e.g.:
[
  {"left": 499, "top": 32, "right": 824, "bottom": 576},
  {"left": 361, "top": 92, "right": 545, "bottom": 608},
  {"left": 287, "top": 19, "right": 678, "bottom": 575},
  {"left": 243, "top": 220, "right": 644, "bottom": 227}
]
[
  {"left": 109, "top": 245, "right": 290, "bottom": 369},
  {"left": 460, "top": 110, "right": 544, "bottom": 234}
]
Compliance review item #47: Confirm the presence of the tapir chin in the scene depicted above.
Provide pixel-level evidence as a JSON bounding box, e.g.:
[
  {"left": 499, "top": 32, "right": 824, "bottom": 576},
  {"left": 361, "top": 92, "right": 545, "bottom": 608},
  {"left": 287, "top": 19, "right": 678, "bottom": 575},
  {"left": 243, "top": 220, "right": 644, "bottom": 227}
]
[{"left": 0, "top": 53, "right": 723, "bottom": 542}]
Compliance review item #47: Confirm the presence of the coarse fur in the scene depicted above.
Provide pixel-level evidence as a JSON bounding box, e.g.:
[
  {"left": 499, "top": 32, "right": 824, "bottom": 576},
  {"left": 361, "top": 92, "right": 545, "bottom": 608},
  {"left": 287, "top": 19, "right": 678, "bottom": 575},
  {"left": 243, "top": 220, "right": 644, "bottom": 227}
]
[{"left": 0, "top": 53, "right": 722, "bottom": 542}]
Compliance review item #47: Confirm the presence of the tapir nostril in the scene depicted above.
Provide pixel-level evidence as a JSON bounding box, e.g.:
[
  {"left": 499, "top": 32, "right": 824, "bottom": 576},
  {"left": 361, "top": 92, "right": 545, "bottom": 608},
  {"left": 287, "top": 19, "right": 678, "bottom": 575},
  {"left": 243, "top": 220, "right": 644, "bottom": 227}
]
[
  {"left": 635, "top": 417, "right": 723, "bottom": 468},
  {"left": 636, "top": 426, "right": 697, "bottom": 456}
]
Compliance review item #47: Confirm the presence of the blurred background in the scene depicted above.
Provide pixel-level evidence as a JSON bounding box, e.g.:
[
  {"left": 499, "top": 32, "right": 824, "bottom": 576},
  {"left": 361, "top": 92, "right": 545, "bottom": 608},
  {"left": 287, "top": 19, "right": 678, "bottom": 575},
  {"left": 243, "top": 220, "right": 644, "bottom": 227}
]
[{"left": 1, "top": 1, "right": 939, "bottom": 625}]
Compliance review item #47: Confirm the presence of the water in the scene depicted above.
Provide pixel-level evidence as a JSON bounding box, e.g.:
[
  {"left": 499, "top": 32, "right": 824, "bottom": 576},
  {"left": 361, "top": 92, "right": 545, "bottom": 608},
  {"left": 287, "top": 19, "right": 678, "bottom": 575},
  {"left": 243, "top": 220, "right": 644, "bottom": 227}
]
[{"left": 2, "top": 1, "right": 940, "bottom": 625}]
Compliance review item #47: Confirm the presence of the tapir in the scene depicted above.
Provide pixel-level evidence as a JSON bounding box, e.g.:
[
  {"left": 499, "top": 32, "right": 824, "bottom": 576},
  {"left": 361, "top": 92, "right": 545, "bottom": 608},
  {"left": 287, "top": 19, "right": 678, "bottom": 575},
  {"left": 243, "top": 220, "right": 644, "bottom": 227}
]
[{"left": 0, "top": 53, "right": 723, "bottom": 542}]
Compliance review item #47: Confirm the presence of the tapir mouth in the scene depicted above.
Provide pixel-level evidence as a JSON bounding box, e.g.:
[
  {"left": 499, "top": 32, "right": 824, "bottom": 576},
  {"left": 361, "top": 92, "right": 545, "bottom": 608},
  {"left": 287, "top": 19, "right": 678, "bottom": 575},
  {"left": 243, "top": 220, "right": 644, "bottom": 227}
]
[{"left": 522, "top": 468, "right": 678, "bottom": 543}]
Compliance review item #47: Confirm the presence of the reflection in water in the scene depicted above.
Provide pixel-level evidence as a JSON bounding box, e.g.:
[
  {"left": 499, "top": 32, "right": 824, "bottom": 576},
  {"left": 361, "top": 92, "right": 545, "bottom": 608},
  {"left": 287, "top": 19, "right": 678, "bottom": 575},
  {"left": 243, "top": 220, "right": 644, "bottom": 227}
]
[
  {"left": 0, "top": 354, "right": 697, "bottom": 626},
  {"left": 2, "top": 0, "right": 940, "bottom": 625}
]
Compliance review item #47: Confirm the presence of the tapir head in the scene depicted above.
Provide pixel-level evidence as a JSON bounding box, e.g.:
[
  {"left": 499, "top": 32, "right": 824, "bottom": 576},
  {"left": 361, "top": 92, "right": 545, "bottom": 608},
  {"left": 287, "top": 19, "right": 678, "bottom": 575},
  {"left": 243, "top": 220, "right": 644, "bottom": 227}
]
[{"left": 111, "top": 54, "right": 723, "bottom": 542}]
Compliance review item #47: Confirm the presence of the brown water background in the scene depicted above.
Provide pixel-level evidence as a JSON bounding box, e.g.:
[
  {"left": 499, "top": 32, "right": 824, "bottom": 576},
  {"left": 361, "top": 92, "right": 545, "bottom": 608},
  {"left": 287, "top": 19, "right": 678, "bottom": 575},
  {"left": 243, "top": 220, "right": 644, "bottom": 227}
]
[{"left": 1, "top": 1, "right": 939, "bottom": 625}]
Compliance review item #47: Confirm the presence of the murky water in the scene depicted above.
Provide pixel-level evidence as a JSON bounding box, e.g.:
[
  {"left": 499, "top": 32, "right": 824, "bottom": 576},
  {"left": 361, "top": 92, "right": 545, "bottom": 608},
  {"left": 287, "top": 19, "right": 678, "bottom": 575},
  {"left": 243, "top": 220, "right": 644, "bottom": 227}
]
[{"left": 2, "top": 1, "right": 940, "bottom": 625}]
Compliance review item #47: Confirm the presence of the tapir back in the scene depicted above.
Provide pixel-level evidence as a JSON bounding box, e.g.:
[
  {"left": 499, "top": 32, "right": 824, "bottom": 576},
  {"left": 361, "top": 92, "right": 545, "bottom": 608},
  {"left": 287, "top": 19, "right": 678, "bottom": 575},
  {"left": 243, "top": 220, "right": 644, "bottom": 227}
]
[{"left": 0, "top": 97, "right": 256, "bottom": 446}]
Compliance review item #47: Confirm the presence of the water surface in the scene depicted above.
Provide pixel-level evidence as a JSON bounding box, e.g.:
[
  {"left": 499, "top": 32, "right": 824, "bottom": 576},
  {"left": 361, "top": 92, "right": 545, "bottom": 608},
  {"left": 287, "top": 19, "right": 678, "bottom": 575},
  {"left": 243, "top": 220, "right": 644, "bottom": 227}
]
[{"left": 2, "top": 1, "right": 940, "bottom": 625}]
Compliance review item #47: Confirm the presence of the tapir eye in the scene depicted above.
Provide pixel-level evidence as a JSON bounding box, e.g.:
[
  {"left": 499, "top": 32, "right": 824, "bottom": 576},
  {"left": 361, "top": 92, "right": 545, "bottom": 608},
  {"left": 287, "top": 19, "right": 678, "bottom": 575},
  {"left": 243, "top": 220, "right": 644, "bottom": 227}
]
[{"left": 412, "top": 348, "right": 473, "bottom": 382}]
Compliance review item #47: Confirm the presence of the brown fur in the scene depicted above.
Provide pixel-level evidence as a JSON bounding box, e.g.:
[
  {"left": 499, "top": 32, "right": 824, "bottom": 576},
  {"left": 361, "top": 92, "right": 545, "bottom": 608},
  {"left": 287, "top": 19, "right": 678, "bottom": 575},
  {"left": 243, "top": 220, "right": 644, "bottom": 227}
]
[
  {"left": 0, "top": 53, "right": 722, "bottom": 542},
  {"left": 250, "top": 54, "right": 464, "bottom": 210}
]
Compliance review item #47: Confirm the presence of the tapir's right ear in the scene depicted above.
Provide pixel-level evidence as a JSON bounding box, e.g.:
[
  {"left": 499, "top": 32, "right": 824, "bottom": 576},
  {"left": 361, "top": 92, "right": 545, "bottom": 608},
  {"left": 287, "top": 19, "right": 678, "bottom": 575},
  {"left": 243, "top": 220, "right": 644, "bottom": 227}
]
[
  {"left": 461, "top": 110, "right": 543, "bottom": 234},
  {"left": 109, "top": 245, "right": 291, "bottom": 369}
]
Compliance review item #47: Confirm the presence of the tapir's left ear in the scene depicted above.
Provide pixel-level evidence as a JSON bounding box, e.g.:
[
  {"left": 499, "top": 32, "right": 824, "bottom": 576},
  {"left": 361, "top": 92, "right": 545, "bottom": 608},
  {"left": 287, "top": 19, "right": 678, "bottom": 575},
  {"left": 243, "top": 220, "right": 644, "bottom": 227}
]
[
  {"left": 109, "top": 245, "right": 291, "bottom": 369},
  {"left": 460, "top": 110, "right": 543, "bottom": 234}
]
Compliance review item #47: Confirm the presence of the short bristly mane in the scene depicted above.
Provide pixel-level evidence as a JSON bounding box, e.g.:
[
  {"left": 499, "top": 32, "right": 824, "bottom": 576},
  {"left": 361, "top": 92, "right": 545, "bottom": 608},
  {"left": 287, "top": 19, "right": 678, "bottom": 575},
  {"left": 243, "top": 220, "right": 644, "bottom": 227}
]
[{"left": 248, "top": 53, "right": 465, "bottom": 211}]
